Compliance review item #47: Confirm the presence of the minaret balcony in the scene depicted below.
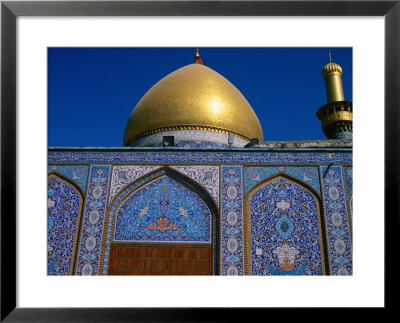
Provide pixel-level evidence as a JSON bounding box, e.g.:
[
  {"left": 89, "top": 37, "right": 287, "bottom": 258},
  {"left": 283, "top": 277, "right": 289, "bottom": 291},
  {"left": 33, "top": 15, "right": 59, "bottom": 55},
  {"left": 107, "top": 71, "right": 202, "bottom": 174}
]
[{"left": 316, "top": 101, "right": 352, "bottom": 128}]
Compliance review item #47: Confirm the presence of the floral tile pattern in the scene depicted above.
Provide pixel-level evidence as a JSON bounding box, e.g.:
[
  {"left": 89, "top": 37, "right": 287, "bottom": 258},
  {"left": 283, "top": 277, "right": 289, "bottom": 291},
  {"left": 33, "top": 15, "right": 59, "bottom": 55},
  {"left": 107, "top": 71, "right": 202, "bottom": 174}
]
[
  {"left": 114, "top": 175, "right": 212, "bottom": 243},
  {"left": 48, "top": 164, "right": 89, "bottom": 193},
  {"left": 109, "top": 165, "right": 161, "bottom": 205},
  {"left": 244, "top": 166, "right": 320, "bottom": 195},
  {"left": 221, "top": 166, "right": 244, "bottom": 275},
  {"left": 48, "top": 175, "right": 83, "bottom": 275},
  {"left": 321, "top": 166, "right": 352, "bottom": 275},
  {"left": 342, "top": 166, "right": 353, "bottom": 230},
  {"left": 75, "top": 165, "right": 111, "bottom": 275},
  {"left": 170, "top": 165, "right": 219, "bottom": 205},
  {"left": 246, "top": 176, "right": 324, "bottom": 275}
]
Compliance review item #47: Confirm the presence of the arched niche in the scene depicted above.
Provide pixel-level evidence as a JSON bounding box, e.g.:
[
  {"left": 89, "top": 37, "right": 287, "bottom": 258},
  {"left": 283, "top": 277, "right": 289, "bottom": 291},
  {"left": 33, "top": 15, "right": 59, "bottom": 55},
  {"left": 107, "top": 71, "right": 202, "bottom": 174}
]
[
  {"left": 244, "top": 173, "right": 328, "bottom": 276},
  {"left": 47, "top": 172, "right": 84, "bottom": 275},
  {"left": 102, "top": 167, "right": 219, "bottom": 275}
]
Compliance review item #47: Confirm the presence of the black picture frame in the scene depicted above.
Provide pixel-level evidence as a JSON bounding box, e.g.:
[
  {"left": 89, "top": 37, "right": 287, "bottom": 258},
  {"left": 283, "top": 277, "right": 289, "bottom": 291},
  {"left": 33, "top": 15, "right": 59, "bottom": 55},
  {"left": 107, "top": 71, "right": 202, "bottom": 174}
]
[{"left": 1, "top": 0, "right": 398, "bottom": 321}]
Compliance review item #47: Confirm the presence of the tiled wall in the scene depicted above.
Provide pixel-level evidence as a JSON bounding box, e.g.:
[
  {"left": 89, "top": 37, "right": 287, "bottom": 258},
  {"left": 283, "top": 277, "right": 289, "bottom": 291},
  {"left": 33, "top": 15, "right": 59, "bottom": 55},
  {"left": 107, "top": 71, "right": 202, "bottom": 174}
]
[{"left": 48, "top": 151, "right": 352, "bottom": 276}]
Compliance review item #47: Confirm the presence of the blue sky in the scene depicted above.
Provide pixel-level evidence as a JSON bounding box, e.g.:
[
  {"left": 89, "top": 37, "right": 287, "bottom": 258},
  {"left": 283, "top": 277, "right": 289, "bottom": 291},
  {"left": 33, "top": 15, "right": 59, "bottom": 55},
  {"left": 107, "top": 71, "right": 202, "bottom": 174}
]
[{"left": 48, "top": 47, "right": 352, "bottom": 147}]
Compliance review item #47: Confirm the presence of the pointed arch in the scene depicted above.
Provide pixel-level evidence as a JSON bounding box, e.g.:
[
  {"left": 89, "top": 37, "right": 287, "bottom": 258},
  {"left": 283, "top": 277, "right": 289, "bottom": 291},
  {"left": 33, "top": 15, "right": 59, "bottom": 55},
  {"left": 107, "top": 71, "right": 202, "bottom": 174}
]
[
  {"left": 168, "top": 165, "right": 219, "bottom": 207},
  {"left": 244, "top": 172, "right": 329, "bottom": 276},
  {"left": 107, "top": 166, "right": 218, "bottom": 221},
  {"left": 100, "top": 166, "right": 220, "bottom": 275},
  {"left": 47, "top": 172, "right": 85, "bottom": 275},
  {"left": 48, "top": 171, "right": 85, "bottom": 198},
  {"left": 247, "top": 171, "right": 322, "bottom": 200}
]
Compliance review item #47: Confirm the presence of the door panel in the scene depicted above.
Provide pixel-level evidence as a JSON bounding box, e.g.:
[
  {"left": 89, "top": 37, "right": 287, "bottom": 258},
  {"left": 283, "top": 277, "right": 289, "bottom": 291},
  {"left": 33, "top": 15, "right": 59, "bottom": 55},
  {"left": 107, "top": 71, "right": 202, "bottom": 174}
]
[{"left": 108, "top": 243, "right": 212, "bottom": 275}]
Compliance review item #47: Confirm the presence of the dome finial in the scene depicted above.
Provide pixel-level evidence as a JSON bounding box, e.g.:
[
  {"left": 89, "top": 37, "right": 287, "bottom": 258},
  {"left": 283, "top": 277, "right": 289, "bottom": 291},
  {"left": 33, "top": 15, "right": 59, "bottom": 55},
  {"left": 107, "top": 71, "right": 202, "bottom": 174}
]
[
  {"left": 194, "top": 48, "right": 206, "bottom": 66},
  {"left": 329, "top": 50, "right": 332, "bottom": 63},
  {"left": 194, "top": 48, "right": 200, "bottom": 62}
]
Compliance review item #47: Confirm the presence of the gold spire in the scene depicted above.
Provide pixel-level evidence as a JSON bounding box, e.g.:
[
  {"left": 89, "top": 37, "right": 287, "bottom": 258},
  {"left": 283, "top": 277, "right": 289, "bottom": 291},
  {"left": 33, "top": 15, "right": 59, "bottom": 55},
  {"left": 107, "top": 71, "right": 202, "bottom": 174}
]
[
  {"left": 193, "top": 48, "right": 206, "bottom": 66},
  {"left": 329, "top": 50, "right": 332, "bottom": 63},
  {"left": 194, "top": 48, "right": 200, "bottom": 63}
]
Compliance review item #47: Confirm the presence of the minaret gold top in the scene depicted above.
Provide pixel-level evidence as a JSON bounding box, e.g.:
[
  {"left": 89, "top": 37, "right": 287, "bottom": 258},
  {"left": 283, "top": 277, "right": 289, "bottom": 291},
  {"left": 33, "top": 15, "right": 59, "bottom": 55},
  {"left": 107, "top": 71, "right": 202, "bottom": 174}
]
[{"left": 322, "top": 51, "right": 344, "bottom": 103}]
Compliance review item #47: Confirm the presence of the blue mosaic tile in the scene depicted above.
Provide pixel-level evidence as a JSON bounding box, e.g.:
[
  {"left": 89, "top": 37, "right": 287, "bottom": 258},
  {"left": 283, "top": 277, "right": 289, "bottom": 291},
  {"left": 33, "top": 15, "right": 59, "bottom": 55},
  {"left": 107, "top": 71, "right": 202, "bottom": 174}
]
[
  {"left": 114, "top": 176, "right": 212, "bottom": 243},
  {"left": 48, "top": 164, "right": 89, "bottom": 193},
  {"left": 221, "top": 166, "right": 244, "bottom": 275},
  {"left": 46, "top": 148, "right": 353, "bottom": 276},
  {"left": 342, "top": 166, "right": 353, "bottom": 199},
  {"left": 139, "top": 140, "right": 233, "bottom": 148},
  {"left": 48, "top": 150, "right": 352, "bottom": 165},
  {"left": 48, "top": 175, "right": 83, "bottom": 275},
  {"left": 75, "top": 165, "right": 111, "bottom": 275},
  {"left": 244, "top": 166, "right": 320, "bottom": 195},
  {"left": 245, "top": 176, "right": 324, "bottom": 275},
  {"left": 321, "top": 166, "right": 352, "bottom": 275}
]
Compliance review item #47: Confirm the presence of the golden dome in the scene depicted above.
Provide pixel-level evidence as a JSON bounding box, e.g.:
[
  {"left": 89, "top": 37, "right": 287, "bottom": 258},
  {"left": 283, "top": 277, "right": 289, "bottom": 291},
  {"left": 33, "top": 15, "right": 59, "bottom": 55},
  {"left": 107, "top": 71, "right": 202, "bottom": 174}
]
[{"left": 123, "top": 63, "right": 263, "bottom": 146}]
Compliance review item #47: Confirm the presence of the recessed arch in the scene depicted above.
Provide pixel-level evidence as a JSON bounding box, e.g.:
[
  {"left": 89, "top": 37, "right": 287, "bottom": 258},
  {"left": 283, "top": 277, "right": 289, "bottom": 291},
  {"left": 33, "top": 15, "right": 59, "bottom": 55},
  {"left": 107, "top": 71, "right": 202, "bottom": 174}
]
[
  {"left": 244, "top": 172, "right": 329, "bottom": 276},
  {"left": 101, "top": 166, "right": 220, "bottom": 275},
  {"left": 47, "top": 172, "right": 85, "bottom": 275}
]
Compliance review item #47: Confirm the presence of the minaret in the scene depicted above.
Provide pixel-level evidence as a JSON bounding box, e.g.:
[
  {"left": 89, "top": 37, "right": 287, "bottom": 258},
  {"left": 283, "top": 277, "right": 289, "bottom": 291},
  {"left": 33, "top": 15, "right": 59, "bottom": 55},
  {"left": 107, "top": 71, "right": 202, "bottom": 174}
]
[{"left": 316, "top": 51, "right": 352, "bottom": 139}]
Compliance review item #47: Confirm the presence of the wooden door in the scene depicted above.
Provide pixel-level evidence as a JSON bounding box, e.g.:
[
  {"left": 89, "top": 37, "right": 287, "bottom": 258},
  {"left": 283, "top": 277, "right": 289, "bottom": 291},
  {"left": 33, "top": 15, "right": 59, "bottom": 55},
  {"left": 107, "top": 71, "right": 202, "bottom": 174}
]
[{"left": 108, "top": 243, "right": 212, "bottom": 275}]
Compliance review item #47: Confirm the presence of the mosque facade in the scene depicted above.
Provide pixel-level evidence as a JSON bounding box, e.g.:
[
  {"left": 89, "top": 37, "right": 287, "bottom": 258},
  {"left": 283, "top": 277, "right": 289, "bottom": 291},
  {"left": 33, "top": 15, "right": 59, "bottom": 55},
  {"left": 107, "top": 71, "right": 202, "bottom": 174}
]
[{"left": 47, "top": 49, "right": 353, "bottom": 276}]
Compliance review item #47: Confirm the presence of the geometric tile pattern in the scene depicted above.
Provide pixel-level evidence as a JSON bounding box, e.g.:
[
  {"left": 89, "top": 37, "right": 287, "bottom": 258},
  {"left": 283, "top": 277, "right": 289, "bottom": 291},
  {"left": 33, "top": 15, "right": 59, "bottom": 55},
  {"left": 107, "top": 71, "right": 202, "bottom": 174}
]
[
  {"left": 172, "top": 141, "right": 232, "bottom": 148},
  {"left": 170, "top": 165, "right": 219, "bottom": 205},
  {"left": 75, "top": 165, "right": 111, "bottom": 275},
  {"left": 130, "top": 130, "right": 248, "bottom": 148},
  {"left": 321, "top": 166, "right": 353, "bottom": 275},
  {"left": 109, "top": 165, "right": 161, "bottom": 205},
  {"left": 47, "top": 175, "right": 83, "bottom": 275},
  {"left": 48, "top": 150, "right": 352, "bottom": 165},
  {"left": 113, "top": 175, "right": 212, "bottom": 243},
  {"left": 245, "top": 176, "right": 324, "bottom": 275},
  {"left": 244, "top": 166, "right": 320, "bottom": 196},
  {"left": 48, "top": 164, "right": 89, "bottom": 193},
  {"left": 221, "top": 166, "right": 244, "bottom": 275}
]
